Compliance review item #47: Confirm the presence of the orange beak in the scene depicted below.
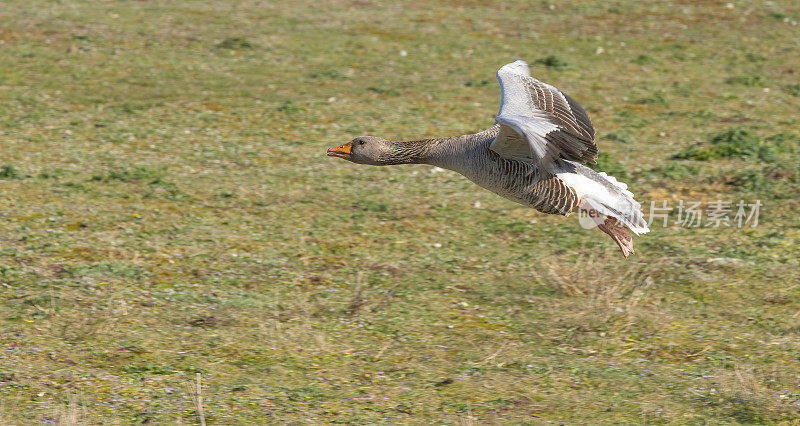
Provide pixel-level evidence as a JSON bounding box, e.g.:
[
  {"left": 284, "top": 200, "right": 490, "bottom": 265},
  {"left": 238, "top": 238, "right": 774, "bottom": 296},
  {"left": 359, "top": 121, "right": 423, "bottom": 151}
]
[{"left": 327, "top": 142, "right": 352, "bottom": 160}]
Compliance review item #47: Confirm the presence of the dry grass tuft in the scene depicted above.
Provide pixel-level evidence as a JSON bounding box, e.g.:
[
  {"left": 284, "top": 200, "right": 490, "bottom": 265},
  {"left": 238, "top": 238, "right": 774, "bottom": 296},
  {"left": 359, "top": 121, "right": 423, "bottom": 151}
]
[
  {"left": 53, "top": 393, "right": 87, "bottom": 426},
  {"left": 456, "top": 413, "right": 479, "bottom": 426},
  {"left": 701, "top": 364, "right": 800, "bottom": 423},
  {"left": 541, "top": 250, "right": 656, "bottom": 304},
  {"left": 186, "top": 373, "right": 207, "bottom": 426}
]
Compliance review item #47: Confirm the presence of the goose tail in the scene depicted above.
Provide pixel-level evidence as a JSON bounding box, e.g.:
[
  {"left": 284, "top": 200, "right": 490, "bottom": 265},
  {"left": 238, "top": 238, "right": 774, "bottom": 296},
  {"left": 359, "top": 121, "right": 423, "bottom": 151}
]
[
  {"left": 578, "top": 195, "right": 648, "bottom": 258},
  {"left": 555, "top": 162, "right": 649, "bottom": 257},
  {"left": 581, "top": 171, "right": 649, "bottom": 234}
]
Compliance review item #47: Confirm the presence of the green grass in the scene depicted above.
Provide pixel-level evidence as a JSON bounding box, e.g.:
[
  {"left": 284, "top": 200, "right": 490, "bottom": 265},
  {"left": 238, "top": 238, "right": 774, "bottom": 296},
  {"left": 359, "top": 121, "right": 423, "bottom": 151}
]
[
  {"left": 533, "top": 55, "right": 570, "bottom": 71},
  {"left": 673, "top": 129, "right": 783, "bottom": 162},
  {"left": 1, "top": 0, "right": 799, "bottom": 424}
]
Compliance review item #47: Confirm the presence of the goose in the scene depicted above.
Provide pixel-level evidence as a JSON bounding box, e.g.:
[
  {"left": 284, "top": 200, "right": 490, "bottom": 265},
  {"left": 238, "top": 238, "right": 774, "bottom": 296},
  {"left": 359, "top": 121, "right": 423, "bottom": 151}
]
[{"left": 327, "top": 60, "right": 649, "bottom": 257}]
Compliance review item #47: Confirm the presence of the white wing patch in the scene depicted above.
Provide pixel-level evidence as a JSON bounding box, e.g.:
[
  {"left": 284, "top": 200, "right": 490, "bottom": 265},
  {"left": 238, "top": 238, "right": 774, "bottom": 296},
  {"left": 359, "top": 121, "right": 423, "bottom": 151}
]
[
  {"left": 488, "top": 122, "right": 532, "bottom": 159},
  {"left": 491, "top": 114, "right": 559, "bottom": 160},
  {"left": 501, "top": 59, "right": 530, "bottom": 77},
  {"left": 597, "top": 171, "right": 634, "bottom": 199},
  {"left": 489, "top": 60, "right": 597, "bottom": 167}
]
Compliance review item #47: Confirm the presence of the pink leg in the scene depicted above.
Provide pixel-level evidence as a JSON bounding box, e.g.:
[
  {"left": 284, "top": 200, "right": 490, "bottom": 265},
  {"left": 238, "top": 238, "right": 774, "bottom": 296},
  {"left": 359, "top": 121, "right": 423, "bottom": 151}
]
[
  {"left": 578, "top": 200, "right": 635, "bottom": 258},
  {"left": 596, "top": 216, "right": 634, "bottom": 258}
]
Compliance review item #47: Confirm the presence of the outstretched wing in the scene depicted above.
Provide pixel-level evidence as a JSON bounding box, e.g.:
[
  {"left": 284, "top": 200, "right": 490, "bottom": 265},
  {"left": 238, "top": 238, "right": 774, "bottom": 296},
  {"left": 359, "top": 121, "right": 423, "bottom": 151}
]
[{"left": 490, "top": 60, "right": 597, "bottom": 167}]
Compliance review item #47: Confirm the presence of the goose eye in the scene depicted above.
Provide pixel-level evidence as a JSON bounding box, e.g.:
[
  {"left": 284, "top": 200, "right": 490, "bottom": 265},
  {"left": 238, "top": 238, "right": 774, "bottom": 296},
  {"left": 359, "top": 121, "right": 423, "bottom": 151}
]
[{"left": 359, "top": 140, "right": 366, "bottom": 145}]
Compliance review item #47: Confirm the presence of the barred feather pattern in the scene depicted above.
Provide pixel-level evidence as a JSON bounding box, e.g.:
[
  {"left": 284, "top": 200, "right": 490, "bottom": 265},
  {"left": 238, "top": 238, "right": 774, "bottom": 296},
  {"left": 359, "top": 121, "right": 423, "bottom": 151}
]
[
  {"left": 376, "top": 139, "right": 438, "bottom": 165},
  {"left": 415, "top": 125, "right": 579, "bottom": 216},
  {"left": 479, "top": 150, "right": 579, "bottom": 215},
  {"left": 517, "top": 75, "right": 595, "bottom": 142},
  {"left": 353, "top": 123, "right": 643, "bottom": 235},
  {"left": 494, "top": 61, "right": 598, "bottom": 166}
]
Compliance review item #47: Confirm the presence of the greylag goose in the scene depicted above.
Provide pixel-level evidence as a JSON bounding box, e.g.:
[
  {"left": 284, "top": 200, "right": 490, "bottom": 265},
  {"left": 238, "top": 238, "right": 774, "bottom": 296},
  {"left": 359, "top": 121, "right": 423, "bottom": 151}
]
[{"left": 327, "top": 60, "right": 649, "bottom": 257}]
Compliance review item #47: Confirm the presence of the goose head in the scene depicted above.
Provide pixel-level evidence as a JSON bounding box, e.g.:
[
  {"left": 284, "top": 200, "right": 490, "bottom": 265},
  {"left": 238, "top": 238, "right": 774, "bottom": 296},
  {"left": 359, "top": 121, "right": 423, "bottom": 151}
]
[{"left": 327, "top": 136, "right": 397, "bottom": 165}]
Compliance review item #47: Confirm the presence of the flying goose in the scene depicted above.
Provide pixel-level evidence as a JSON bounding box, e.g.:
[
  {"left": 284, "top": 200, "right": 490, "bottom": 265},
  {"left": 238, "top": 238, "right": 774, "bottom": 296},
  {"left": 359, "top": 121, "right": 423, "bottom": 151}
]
[{"left": 327, "top": 60, "right": 649, "bottom": 257}]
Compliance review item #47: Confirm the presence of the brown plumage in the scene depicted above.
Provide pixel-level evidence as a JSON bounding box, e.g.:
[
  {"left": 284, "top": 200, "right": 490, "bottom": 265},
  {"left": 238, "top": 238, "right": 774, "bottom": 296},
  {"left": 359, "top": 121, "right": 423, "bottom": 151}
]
[{"left": 326, "top": 60, "right": 649, "bottom": 257}]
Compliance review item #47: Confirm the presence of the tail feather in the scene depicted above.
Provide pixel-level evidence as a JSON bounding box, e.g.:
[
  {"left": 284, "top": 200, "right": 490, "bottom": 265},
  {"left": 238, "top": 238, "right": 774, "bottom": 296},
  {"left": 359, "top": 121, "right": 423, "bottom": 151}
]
[
  {"left": 598, "top": 171, "right": 631, "bottom": 195},
  {"left": 582, "top": 194, "right": 649, "bottom": 235},
  {"left": 555, "top": 161, "right": 649, "bottom": 257}
]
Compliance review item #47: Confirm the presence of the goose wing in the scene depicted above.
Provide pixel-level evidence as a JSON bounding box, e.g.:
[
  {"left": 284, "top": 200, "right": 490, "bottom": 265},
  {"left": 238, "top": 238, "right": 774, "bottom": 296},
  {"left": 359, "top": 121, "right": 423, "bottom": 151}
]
[{"left": 490, "top": 60, "right": 597, "bottom": 167}]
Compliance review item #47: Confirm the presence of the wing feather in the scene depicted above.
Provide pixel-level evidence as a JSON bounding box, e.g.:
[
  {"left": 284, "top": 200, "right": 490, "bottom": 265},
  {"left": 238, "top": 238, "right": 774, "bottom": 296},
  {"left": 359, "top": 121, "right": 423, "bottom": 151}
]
[{"left": 489, "top": 60, "right": 597, "bottom": 167}]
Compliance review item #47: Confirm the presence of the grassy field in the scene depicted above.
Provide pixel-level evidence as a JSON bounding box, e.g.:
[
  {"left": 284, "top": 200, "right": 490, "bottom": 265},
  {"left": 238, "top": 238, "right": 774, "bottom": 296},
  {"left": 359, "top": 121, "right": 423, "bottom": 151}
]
[{"left": 1, "top": 0, "right": 799, "bottom": 423}]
